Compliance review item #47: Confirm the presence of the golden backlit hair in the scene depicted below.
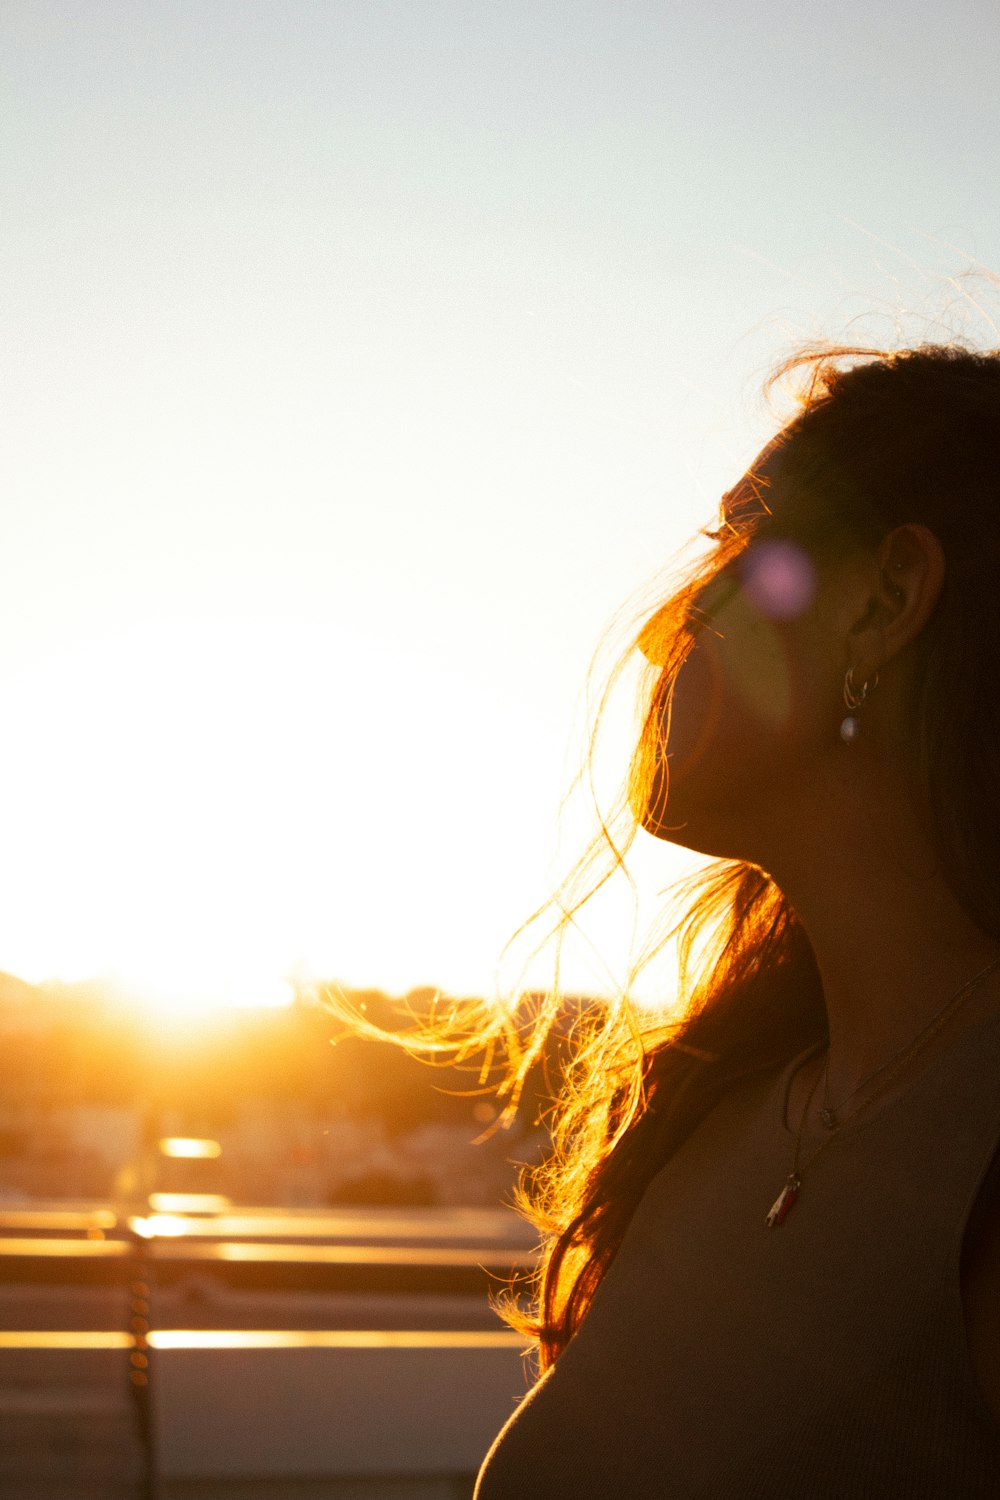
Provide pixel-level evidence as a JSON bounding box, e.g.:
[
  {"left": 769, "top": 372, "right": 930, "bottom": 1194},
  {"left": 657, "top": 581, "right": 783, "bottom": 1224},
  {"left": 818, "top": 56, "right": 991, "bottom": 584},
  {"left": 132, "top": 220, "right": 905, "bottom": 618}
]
[{"left": 322, "top": 338, "right": 1000, "bottom": 1372}]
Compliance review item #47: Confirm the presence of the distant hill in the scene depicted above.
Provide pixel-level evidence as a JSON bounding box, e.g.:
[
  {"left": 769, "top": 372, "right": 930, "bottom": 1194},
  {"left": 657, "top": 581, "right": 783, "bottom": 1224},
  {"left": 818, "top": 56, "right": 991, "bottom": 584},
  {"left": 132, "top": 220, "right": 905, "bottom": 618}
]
[
  {"left": 0, "top": 970, "right": 40, "bottom": 1004},
  {"left": 0, "top": 973, "right": 579, "bottom": 1136}
]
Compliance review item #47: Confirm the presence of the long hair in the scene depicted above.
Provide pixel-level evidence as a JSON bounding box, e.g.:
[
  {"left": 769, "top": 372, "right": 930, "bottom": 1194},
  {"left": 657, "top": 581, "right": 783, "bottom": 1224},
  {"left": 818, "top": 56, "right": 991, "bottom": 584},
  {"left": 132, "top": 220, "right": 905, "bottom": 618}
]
[{"left": 321, "top": 339, "right": 1000, "bottom": 1373}]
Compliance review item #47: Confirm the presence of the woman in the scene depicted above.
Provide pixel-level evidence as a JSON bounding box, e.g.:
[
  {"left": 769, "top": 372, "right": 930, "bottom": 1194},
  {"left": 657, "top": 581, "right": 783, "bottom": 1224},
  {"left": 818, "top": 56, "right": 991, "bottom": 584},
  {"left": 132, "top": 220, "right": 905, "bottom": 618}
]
[{"left": 469, "top": 342, "right": 1000, "bottom": 1496}]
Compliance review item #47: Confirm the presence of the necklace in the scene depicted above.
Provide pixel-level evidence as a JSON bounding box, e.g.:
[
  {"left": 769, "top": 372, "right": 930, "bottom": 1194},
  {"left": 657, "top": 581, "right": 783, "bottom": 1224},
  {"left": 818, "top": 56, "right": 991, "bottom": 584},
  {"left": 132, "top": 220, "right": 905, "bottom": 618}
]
[{"left": 764, "top": 953, "right": 1000, "bottom": 1229}]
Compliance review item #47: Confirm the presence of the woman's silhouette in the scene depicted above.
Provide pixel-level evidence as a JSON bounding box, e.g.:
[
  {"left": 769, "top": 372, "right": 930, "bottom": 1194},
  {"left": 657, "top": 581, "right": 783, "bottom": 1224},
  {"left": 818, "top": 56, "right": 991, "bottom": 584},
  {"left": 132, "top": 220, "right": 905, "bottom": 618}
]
[{"left": 468, "top": 342, "right": 1000, "bottom": 1496}]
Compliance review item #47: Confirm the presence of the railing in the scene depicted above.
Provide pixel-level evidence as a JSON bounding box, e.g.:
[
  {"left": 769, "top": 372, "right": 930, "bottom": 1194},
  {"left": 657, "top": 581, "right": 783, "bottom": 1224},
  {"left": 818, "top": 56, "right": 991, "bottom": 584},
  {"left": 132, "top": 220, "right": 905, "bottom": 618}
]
[{"left": 0, "top": 1204, "right": 538, "bottom": 1499}]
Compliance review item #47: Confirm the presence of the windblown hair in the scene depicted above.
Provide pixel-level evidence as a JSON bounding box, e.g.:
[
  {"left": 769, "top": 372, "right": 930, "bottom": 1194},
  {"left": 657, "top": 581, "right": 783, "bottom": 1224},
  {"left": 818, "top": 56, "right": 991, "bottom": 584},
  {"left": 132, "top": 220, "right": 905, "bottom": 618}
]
[{"left": 323, "top": 339, "right": 1000, "bottom": 1373}]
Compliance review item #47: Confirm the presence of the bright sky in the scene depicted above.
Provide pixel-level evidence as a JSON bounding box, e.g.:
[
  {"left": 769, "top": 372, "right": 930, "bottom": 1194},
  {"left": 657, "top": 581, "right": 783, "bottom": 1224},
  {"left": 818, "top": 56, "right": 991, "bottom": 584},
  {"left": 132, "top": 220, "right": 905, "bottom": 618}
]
[{"left": 2, "top": 1, "right": 998, "bottom": 1010}]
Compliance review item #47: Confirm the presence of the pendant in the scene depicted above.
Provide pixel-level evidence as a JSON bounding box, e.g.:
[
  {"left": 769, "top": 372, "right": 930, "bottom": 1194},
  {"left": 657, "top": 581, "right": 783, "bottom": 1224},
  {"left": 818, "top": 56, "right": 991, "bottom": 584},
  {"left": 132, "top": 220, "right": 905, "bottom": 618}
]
[{"left": 765, "top": 1172, "right": 801, "bottom": 1228}]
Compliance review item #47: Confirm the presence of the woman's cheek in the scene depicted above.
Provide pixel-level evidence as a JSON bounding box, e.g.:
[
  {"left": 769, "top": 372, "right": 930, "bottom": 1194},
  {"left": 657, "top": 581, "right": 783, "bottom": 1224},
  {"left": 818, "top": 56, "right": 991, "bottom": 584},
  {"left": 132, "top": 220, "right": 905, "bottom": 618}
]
[
  {"left": 666, "top": 612, "right": 794, "bottom": 787},
  {"left": 723, "top": 615, "right": 794, "bottom": 737}
]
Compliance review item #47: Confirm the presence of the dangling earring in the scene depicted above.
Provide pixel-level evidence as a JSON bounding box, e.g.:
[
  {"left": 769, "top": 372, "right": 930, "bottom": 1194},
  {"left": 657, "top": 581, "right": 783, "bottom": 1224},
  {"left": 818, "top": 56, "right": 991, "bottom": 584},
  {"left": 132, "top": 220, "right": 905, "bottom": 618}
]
[{"left": 839, "top": 666, "right": 878, "bottom": 743}]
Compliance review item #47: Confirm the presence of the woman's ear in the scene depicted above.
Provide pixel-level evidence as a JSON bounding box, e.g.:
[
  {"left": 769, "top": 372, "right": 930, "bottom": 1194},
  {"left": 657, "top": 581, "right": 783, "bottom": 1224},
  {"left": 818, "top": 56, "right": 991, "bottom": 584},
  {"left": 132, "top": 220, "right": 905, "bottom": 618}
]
[{"left": 847, "top": 522, "right": 946, "bottom": 670}]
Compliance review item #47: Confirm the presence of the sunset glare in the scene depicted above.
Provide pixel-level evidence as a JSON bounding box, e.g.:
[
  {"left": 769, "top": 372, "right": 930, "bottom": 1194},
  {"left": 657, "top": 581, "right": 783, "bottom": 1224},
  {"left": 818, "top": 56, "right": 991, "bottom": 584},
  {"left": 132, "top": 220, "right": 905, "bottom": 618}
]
[{"left": 3, "top": 2, "right": 998, "bottom": 1014}]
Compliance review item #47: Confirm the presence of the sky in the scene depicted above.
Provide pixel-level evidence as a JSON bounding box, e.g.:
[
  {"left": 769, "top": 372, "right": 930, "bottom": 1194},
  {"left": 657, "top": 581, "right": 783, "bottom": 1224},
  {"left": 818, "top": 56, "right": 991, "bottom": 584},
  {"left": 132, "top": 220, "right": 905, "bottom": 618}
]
[{"left": 2, "top": 1, "right": 999, "bottom": 1010}]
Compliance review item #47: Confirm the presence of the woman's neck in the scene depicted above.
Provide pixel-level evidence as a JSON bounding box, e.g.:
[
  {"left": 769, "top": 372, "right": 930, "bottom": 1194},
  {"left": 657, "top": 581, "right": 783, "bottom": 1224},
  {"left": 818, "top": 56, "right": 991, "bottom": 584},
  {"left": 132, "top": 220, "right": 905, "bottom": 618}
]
[{"left": 761, "top": 773, "right": 1000, "bottom": 1106}]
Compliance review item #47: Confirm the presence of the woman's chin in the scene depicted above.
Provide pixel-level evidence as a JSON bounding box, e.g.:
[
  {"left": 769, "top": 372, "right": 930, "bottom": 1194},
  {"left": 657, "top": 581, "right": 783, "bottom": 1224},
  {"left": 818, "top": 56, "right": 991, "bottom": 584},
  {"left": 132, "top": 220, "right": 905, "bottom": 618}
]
[{"left": 639, "top": 783, "right": 751, "bottom": 861}]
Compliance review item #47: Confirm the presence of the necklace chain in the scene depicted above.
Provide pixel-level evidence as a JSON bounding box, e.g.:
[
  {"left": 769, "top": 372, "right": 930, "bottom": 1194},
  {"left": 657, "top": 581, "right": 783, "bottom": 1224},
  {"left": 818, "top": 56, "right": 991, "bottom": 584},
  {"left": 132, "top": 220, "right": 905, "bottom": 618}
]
[
  {"left": 818, "top": 952, "right": 1000, "bottom": 1129},
  {"left": 765, "top": 953, "right": 1000, "bottom": 1228}
]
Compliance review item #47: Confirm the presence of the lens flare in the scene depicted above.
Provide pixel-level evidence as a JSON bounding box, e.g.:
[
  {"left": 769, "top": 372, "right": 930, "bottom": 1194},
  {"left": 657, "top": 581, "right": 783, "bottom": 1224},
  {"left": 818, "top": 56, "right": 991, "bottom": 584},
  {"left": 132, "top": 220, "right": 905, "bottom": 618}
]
[{"left": 740, "top": 541, "right": 816, "bottom": 620}]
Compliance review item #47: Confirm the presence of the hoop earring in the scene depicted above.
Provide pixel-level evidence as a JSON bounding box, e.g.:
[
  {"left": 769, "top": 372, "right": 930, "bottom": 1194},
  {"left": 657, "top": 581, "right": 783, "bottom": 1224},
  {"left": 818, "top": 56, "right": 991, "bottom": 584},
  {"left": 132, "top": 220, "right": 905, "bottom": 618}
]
[{"left": 839, "top": 666, "right": 878, "bottom": 743}]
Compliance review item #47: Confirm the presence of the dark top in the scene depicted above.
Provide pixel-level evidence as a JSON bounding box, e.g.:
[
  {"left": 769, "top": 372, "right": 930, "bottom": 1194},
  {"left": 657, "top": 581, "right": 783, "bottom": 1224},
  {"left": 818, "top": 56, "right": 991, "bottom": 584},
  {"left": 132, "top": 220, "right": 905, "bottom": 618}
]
[{"left": 474, "top": 1008, "right": 1000, "bottom": 1498}]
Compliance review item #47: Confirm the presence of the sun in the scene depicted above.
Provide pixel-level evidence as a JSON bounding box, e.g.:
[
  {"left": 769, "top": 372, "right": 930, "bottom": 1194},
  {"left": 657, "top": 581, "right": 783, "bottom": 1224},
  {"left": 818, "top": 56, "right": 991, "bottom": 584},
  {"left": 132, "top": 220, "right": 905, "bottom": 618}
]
[{"left": 108, "top": 960, "right": 297, "bottom": 1021}]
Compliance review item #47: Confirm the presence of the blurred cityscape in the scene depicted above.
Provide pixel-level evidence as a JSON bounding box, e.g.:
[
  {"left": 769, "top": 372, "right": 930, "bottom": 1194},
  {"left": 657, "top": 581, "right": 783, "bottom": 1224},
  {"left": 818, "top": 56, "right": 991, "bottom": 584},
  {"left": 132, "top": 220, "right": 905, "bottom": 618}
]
[
  {"left": 0, "top": 970, "right": 556, "bottom": 1214},
  {"left": 0, "top": 970, "right": 571, "bottom": 1496}
]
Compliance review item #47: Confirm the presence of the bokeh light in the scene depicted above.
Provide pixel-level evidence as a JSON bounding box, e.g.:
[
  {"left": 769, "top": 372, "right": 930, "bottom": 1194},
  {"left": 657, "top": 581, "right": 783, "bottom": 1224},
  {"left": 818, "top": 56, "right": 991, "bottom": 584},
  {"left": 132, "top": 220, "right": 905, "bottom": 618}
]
[{"left": 740, "top": 541, "right": 817, "bottom": 621}]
